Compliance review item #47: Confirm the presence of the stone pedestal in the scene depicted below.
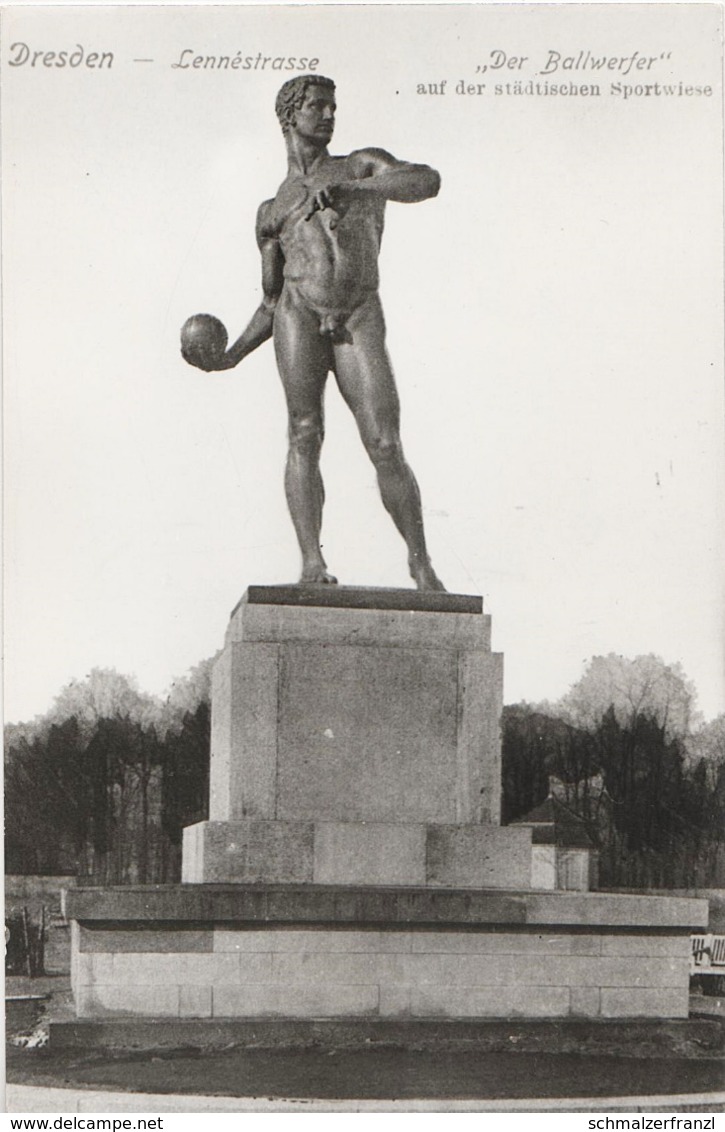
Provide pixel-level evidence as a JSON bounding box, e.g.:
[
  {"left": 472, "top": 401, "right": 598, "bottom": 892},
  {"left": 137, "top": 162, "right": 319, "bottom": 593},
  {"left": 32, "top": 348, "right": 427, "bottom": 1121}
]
[
  {"left": 182, "top": 586, "right": 523, "bottom": 887},
  {"left": 64, "top": 585, "right": 708, "bottom": 1026}
]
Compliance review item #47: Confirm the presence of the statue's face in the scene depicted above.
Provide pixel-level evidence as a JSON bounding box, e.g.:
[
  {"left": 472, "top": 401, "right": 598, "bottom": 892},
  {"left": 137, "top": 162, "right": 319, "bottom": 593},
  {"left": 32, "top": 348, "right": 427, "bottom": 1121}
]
[{"left": 292, "top": 84, "right": 336, "bottom": 144}]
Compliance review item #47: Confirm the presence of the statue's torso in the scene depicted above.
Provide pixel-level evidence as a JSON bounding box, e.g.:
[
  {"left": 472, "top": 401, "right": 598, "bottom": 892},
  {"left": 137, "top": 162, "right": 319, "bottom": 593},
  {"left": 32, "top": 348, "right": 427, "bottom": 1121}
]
[{"left": 267, "top": 155, "right": 385, "bottom": 311}]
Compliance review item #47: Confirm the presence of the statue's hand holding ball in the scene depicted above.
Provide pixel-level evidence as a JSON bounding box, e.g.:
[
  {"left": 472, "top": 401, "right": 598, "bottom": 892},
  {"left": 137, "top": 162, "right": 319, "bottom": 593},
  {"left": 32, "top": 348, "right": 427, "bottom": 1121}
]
[{"left": 180, "top": 314, "right": 229, "bottom": 371}]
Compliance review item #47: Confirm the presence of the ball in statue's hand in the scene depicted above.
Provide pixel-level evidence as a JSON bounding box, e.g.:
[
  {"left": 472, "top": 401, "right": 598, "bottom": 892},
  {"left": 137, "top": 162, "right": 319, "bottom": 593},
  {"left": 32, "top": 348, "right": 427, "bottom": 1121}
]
[{"left": 181, "top": 314, "right": 228, "bottom": 370}]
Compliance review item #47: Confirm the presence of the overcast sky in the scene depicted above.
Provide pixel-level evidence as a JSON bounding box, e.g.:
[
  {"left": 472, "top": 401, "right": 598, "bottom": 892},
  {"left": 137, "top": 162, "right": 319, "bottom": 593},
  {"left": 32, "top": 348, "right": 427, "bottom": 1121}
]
[{"left": 4, "top": 3, "right": 724, "bottom": 724}]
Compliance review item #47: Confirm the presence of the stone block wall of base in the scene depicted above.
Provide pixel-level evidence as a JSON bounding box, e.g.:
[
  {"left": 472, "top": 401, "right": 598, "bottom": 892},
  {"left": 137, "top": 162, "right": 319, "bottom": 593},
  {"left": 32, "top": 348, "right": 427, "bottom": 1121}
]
[
  {"left": 66, "top": 885, "right": 706, "bottom": 1023},
  {"left": 71, "top": 924, "right": 691, "bottom": 1021}
]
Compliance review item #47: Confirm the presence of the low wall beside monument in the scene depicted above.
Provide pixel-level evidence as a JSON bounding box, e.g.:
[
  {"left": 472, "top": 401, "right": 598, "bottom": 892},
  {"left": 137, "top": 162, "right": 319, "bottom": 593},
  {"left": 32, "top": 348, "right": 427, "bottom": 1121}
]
[{"left": 63, "top": 587, "right": 707, "bottom": 1026}]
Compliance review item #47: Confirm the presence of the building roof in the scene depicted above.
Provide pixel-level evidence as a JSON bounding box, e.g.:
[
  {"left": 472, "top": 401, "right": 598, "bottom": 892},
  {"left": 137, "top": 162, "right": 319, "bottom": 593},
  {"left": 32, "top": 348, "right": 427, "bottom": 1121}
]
[{"left": 512, "top": 794, "right": 597, "bottom": 849}]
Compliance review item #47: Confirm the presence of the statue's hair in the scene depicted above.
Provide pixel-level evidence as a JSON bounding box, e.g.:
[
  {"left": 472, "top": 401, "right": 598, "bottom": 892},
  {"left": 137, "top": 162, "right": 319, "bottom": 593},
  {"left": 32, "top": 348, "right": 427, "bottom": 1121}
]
[{"left": 275, "top": 75, "right": 336, "bottom": 135}]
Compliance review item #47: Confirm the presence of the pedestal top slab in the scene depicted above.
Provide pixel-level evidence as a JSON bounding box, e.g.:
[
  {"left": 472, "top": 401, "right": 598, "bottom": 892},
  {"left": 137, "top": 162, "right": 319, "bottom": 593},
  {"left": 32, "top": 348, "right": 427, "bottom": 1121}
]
[
  {"left": 234, "top": 586, "right": 483, "bottom": 617},
  {"left": 64, "top": 884, "right": 708, "bottom": 931},
  {"left": 225, "top": 587, "right": 492, "bottom": 652}
]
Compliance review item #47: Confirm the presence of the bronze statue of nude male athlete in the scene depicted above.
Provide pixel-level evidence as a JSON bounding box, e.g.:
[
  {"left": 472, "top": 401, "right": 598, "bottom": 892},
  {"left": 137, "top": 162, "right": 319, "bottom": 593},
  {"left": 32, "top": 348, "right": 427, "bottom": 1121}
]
[{"left": 181, "top": 75, "right": 445, "bottom": 592}]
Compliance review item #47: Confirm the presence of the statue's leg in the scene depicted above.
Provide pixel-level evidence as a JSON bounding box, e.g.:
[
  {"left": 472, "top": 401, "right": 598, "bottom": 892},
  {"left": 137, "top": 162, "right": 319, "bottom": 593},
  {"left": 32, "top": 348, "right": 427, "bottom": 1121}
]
[
  {"left": 273, "top": 289, "right": 336, "bottom": 584},
  {"left": 332, "top": 295, "right": 445, "bottom": 592}
]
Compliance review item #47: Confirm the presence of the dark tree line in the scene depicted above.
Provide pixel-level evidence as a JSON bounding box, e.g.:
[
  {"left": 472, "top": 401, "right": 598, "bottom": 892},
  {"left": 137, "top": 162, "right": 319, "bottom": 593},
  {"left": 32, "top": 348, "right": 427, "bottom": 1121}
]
[
  {"left": 5, "top": 667, "right": 211, "bottom": 884},
  {"left": 503, "top": 656, "right": 725, "bottom": 888}
]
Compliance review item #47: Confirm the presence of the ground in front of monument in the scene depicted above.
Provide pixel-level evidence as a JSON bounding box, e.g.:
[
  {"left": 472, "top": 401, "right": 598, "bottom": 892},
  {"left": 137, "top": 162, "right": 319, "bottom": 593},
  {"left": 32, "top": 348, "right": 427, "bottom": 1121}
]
[{"left": 5, "top": 974, "right": 725, "bottom": 1110}]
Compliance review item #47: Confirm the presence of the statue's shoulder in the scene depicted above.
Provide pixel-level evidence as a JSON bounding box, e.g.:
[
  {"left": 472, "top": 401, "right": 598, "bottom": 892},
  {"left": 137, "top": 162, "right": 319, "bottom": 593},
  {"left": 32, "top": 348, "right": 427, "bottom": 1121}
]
[{"left": 256, "top": 197, "right": 280, "bottom": 241}]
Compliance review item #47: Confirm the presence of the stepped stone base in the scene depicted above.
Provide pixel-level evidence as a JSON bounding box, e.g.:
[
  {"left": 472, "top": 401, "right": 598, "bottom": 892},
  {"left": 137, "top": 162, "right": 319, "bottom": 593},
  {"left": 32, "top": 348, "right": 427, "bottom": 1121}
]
[
  {"left": 182, "top": 820, "right": 532, "bottom": 887},
  {"left": 62, "top": 587, "right": 708, "bottom": 1026},
  {"left": 193, "top": 585, "right": 507, "bottom": 886},
  {"left": 64, "top": 885, "right": 707, "bottom": 1023}
]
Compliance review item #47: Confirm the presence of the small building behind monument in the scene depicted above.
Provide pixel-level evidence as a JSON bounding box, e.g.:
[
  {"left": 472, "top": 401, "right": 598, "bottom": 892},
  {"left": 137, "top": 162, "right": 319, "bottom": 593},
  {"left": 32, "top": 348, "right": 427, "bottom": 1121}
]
[{"left": 513, "top": 794, "right": 600, "bottom": 892}]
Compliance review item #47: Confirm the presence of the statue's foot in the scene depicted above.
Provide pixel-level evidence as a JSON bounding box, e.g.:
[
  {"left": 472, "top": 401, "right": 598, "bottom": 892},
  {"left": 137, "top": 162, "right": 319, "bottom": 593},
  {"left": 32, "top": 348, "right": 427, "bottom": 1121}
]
[
  {"left": 410, "top": 560, "right": 447, "bottom": 592},
  {"left": 300, "top": 564, "right": 338, "bottom": 585}
]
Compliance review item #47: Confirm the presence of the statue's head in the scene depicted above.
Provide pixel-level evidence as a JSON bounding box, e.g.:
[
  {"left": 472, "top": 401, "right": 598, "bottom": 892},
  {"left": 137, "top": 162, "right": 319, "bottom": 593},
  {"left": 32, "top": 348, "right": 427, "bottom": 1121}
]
[{"left": 275, "top": 75, "right": 336, "bottom": 139}]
